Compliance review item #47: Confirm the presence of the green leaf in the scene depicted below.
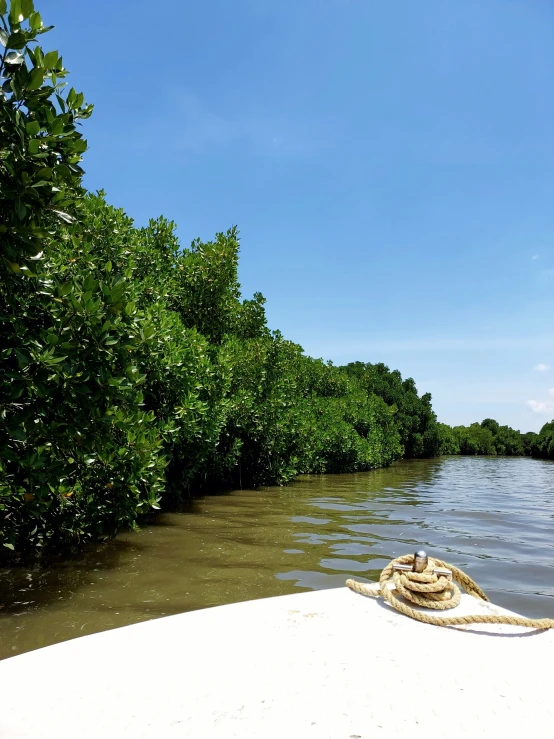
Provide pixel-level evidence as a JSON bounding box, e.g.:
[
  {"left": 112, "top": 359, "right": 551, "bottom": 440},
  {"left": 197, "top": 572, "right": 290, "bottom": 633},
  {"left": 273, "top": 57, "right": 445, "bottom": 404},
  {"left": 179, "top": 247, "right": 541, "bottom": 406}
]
[
  {"left": 3, "top": 543, "right": 15, "bottom": 551},
  {"left": 36, "top": 166, "right": 52, "bottom": 179},
  {"left": 73, "top": 138, "right": 87, "bottom": 153},
  {"left": 14, "top": 348, "right": 30, "bottom": 367},
  {"left": 29, "top": 10, "right": 41, "bottom": 30},
  {"left": 7, "top": 31, "right": 26, "bottom": 49},
  {"left": 11, "top": 426, "right": 26, "bottom": 441},
  {"left": 0, "top": 2, "right": 6, "bottom": 18},
  {"left": 43, "top": 50, "right": 58, "bottom": 68},
  {"left": 49, "top": 118, "right": 63, "bottom": 135},
  {"left": 9, "top": 0, "right": 22, "bottom": 24},
  {"left": 0, "top": 29, "right": 8, "bottom": 47},
  {"left": 21, "top": 0, "right": 34, "bottom": 19},
  {"left": 19, "top": 264, "right": 36, "bottom": 277},
  {"left": 26, "top": 119, "right": 40, "bottom": 135},
  {"left": 5, "top": 51, "right": 24, "bottom": 65},
  {"left": 28, "top": 138, "right": 39, "bottom": 154},
  {"left": 27, "top": 67, "right": 43, "bottom": 90},
  {"left": 36, "top": 23, "right": 53, "bottom": 35},
  {"left": 143, "top": 325, "right": 155, "bottom": 340},
  {"left": 53, "top": 210, "right": 75, "bottom": 224},
  {"left": 56, "top": 163, "right": 71, "bottom": 179},
  {"left": 15, "top": 199, "right": 27, "bottom": 219},
  {"left": 83, "top": 275, "right": 98, "bottom": 291},
  {"left": 105, "top": 260, "right": 112, "bottom": 272}
]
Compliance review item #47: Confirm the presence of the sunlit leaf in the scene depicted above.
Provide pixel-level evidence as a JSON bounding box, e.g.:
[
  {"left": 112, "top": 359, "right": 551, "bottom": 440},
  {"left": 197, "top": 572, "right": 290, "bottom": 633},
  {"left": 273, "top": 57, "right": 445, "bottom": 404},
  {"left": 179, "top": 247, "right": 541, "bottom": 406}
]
[
  {"left": 52, "top": 210, "right": 75, "bottom": 224},
  {"left": 42, "top": 49, "right": 58, "bottom": 68},
  {"left": 21, "top": 0, "right": 34, "bottom": 19},
  {"left": 9, "top": 0, "right": 22, "bottom": 25},
  {"left": 5, "top": 50, "right": 24, "bottom": 64},
  {"left": 27, "top": 66, "right": 43, "bottom": 90},
  {"left": 29, "top": 10, "right": 41, "bottom": 30}
]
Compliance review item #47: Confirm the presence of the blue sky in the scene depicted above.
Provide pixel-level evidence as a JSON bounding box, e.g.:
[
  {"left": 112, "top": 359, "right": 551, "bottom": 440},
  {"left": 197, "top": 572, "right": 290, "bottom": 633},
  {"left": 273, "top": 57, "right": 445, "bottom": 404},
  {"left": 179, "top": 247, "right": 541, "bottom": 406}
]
[{"left": 42, "top": 0, "right": 553, "bottom": 431}]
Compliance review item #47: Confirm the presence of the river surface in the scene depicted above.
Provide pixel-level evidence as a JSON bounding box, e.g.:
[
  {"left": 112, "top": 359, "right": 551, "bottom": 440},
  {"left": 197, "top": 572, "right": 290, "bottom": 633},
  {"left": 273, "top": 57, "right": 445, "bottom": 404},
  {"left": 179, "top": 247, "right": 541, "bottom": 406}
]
[{"left": 1, "top": 456, "right": 553, "bottom": 659}]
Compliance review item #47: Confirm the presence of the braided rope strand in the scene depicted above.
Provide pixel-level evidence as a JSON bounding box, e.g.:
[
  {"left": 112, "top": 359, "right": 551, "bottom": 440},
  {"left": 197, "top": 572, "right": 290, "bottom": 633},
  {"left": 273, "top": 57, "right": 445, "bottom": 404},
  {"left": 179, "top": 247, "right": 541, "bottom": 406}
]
[{"left": 346, "top": 553, "right": 554, "bottom": 630}]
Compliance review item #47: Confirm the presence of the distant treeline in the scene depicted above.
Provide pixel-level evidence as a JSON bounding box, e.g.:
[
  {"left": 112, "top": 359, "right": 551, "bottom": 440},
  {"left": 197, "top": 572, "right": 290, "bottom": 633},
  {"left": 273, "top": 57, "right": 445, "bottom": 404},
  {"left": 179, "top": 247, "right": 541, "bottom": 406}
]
[{"left": 437, "top": 419, "right": 554, "bottom": 460}]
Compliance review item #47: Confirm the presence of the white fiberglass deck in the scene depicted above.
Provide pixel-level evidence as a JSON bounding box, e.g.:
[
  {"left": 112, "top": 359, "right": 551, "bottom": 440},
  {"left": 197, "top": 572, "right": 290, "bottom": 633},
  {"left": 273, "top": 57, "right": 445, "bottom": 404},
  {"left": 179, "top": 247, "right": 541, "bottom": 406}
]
[{"left": 0, "top": 584, "right": 552, "bottom": 738}]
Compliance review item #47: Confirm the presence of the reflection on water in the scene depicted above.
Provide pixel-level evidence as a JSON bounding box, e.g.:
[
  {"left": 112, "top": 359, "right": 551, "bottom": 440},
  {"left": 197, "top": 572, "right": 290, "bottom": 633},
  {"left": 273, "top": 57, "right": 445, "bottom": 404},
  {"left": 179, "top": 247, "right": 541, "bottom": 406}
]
[{"left": 1, "top": 457, "right": 553, "bottom": 659}]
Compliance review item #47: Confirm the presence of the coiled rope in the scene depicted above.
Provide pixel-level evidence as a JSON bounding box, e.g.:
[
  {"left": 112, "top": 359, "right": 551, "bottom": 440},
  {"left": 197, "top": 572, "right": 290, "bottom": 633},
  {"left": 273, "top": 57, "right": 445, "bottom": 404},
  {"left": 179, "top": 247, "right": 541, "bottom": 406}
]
[{"left": 346, "top": 553, "right": 554, "bottom": 630}]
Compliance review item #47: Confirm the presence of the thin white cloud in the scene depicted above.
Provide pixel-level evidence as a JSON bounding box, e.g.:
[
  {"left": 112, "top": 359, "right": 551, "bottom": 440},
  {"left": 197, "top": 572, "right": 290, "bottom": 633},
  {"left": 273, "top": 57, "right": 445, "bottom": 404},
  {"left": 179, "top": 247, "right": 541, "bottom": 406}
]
[
  {"left": 527, "top": 399, "right": 554, "bottom": 414},
  {"left": 527, "top": 389, "right": 554, "bottom": 414},
  {"left": 533, "top": 363, "right": 549, "bottom": 371},
  {"left": 532, "top": 254, "right": 539, "bottom": 260}
]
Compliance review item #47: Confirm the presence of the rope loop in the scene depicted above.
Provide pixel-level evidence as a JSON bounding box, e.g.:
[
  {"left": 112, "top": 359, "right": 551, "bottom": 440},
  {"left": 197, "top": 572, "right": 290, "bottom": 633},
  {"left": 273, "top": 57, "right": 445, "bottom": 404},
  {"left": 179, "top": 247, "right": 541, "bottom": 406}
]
[{"left": 346, "top": 553, "right": 554, "bottom": 631}]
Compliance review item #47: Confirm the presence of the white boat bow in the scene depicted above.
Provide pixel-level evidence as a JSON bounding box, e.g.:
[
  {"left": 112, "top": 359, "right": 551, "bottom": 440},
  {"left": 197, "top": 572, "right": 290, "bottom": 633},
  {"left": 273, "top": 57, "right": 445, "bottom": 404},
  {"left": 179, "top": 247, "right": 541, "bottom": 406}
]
[{"left": 0, "top": 584, "right": 552, "bottom": 738}]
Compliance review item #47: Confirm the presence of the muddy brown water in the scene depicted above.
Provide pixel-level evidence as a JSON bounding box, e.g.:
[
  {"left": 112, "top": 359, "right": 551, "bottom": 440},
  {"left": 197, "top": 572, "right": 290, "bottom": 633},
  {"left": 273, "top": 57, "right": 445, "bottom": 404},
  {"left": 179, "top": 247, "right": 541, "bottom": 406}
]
[{"left": 1, "top": 456, "right": 553, "bottom": 659}]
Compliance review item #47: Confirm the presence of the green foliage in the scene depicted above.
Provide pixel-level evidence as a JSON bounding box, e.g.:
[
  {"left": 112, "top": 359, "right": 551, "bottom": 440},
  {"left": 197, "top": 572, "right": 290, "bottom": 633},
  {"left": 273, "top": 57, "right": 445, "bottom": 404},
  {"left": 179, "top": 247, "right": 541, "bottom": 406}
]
[
  {"left": 218, "top": 338, "right": 403, "bottom": 486},
  {"left": 455, "top": 423, "right": 496, "bottom": 455},
  {"left": 0, "top": 1, "right": 448, "bottom": 556},
  {"left": 487, "top": 422, "right": 524, "bottom": 456},
  {"left": 342, "top": 363, "right": 442, "bottom": 458},
  {"left": 174, "top": 229, "right": 241, "bottom": 343},
  {"left": 438, "top": 418, "right": 524, "bottom": 457},
  {"left": 0, "top": 0, "right": 92, "bottom": 272},
  {"left": 524, "top": 422, "right": 554, "bottom": 460},
  {"left": 0, "top": 200, "right": 168, "bottom": 551},
  {"left": 521, "top": 431, "right": 538, "bottom": 456},
  {"left": 437, "top": 423, "right": 460, "bottom": 455}
]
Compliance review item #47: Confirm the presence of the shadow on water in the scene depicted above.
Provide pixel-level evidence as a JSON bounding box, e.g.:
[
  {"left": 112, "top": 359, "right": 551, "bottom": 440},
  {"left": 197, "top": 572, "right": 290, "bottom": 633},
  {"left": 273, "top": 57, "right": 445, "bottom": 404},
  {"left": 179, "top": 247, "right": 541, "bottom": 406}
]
[
  {"left": 0, "top": 498, "right": 206, "bottom": 611},
  {"left": 1, "top": 456, "right": 553, "bottom": 659}
]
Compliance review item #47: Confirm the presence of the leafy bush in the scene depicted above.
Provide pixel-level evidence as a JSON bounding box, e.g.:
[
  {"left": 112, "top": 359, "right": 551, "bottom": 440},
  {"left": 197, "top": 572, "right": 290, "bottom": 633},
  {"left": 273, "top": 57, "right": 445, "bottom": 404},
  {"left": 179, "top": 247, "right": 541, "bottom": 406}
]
[
  {"left": 0, "top": 1, "right": 445, "bottom": 555},
  {"left": 438, "top": 418, "right": 525, "bottom": 457},
  {"left": 342, "top": 362, "right": 442, "bottom": 457},
  {"left": 524, "top": 422, "right": 554, "bottom": 460}
]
